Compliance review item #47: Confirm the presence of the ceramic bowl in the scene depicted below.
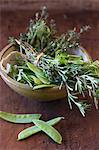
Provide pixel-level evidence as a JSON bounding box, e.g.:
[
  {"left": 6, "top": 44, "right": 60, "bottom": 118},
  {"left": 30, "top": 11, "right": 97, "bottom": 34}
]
[{"left": 0, "top": 44, "right": 91, "bottom": 101}]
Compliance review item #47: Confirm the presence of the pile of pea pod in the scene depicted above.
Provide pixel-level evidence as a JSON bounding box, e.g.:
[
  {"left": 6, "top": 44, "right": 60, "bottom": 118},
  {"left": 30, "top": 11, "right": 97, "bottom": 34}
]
[{"left": 0, "top": 111, "right": 64, "bottom": 144}]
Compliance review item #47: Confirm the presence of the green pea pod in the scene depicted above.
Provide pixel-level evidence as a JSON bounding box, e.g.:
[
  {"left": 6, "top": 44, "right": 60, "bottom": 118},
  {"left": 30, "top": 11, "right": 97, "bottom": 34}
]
[
  {"left": 27, "top": 62, "right": 44, "bottom": 76},
  {"left": 30, "top": 75, "right": 43, "bottom": 85},
  {"left": 32, "top": 119, "right": 62, "bottom": 144},
  {"left": 18, "top": 117, "right": 64, "bottom": 140},
  {"left": 35, "top": 73, "right": 50, "bottom": 84},
  {"left": 26, "top": 62, "right": 50, "bottom": 84},
  {"left": 33, "top": 84, "right": 56, "bottom": 90},
  {"left": 0, "top": 111, "right": 42, "bottom": 123}
]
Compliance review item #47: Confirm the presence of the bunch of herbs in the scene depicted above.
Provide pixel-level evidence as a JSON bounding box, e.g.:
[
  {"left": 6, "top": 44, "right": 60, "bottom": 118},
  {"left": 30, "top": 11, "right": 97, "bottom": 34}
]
[{"left": 8, "top": 7, "right": 99, "bottom": 116}]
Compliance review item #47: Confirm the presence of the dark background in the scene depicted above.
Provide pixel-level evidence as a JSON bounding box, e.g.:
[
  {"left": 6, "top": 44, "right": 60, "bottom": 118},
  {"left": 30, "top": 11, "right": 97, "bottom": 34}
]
[{"left": 0, "top": 1, "right": 99, "bottom": 150}]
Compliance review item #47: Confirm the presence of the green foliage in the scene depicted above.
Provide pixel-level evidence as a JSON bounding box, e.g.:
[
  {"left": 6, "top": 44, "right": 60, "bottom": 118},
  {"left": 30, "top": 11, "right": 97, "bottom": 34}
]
[{"left": 8, "top": 7, "right": 99, "bottom": 116}]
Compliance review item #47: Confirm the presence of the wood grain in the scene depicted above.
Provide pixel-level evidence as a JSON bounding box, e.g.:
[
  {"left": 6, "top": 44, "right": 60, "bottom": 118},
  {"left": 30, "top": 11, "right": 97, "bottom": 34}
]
[
  {"left": 0, "top": 8, "right": 99, "bottom": 150},
  {"left": 0, "top": 0, "right": 99, "bottom": 11}
]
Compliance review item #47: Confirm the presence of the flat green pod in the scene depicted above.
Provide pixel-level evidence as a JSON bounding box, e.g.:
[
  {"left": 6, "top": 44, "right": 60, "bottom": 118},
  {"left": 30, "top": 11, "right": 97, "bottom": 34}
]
[
  {"left": 29, "top": 75, "right": 42, "bottom": 85},
  {"left": 32, "top": 119, "right": 62, "bottom": 144},
  {"left": 0, "top": 111, "right": 42, "bottom": 123},
  {"left": 33, "top": 84, "right": 56, "bottom": 90},
  {"left": 18, "top": 117, "right": 64, "bottom": 140},
  {"left": 27, "top": 62, "right": 50, "bottom": 84}
]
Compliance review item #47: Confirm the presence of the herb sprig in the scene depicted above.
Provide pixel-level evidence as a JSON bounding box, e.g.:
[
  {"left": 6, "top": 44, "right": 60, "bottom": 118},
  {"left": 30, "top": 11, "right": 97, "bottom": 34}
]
[{"left": 8, "top": 7, "right": 99, "bottom": 116}]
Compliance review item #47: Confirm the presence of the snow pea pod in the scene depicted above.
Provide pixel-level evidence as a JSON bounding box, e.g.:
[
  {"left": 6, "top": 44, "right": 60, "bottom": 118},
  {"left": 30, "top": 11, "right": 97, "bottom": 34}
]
[
  {"left": 35, "top": 73, "right": 50, "bottom": 84},
  {"left": 26, "top": 62, "right": 50, "bottom": 84},
  {"left": 27, "top": 62, "right": 45, "bottom": 76},
  {"left": 29, "top": 75, "right": 42, "bottom": 85},
  {"left": 33, "top": 84, "right": 56, "bottom": 90},
  {"left": 18, "top": 117, "right": 64, "bottom": 140},
  {"left": 32, "top": 119, "right": 62, "bottom": 144},
  {"left": 0, "top": 111, "right": 41, "bottom": 123}
]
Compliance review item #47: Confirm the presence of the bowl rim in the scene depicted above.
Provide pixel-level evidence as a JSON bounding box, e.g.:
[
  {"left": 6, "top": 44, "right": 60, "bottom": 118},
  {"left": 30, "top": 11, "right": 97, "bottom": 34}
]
[
  {"left": 0, "top": 44, "right": 91, "bottom": 91},
  {"left": 0, "top": 43, "right": 14, "bottom": 61},
  {"left": 0, "top": 44, "right": 61, "bottom": 91}
]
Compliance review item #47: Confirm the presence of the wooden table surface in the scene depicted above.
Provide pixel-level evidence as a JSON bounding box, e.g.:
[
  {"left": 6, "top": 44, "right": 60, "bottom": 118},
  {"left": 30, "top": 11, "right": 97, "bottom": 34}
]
[{"left": 0, "top": 9, "right": 99, "bottom": 150}]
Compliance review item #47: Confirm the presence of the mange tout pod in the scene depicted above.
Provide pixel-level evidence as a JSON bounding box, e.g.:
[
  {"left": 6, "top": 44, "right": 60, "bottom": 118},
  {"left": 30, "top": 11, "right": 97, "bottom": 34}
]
[{"left": 0, "top": 44, "right": 91, "bottom": 101}]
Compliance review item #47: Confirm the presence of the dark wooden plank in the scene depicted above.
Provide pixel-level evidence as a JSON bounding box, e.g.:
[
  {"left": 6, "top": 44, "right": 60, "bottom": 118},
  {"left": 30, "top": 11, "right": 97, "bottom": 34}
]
[
  {"left": 0, "top": 0, "right": 99, "bottom": 11},
  {"left": 0, "top": 9, "right": 99, "bottom": 150}
]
